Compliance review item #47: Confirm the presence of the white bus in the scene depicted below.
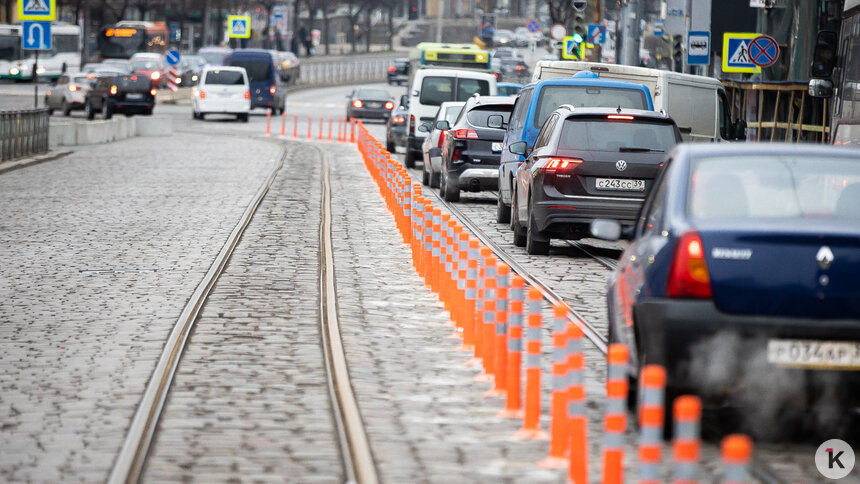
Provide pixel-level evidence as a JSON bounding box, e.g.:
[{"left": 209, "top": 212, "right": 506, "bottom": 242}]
[{"left": 0, "top": 23, "right": 82, "bottom": 81}]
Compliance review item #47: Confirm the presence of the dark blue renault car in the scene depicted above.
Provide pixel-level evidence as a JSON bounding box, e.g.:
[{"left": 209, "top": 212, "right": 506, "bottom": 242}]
[{"left": 592, "top": 143, "right": 860, "bottom": 434}]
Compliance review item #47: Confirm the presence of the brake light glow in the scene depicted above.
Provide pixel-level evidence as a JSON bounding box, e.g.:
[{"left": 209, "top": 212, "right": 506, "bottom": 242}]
[
  {"left": 385, "top": 101, "right": 395, "bottom": 110},
  {"left": 68, "top": 84, "right": 78, "bottom": 92},
  {"left": 607, "top": 115, "right": 634, "bottom": 120},
  {"left": 452, "top": 128, "right": 479, "bottom": 139},
  {"left": 667, "top": 231, "right": 712, "bottom": 298},
  {"left": 494, "top": 72, "right": 499, "bottom": 78},
  {"left": 543, "top": 157, "right": 583, "bottom": 174},
  {"left": 199, "top": 90, "right": 206, "bottom": 99},
  {"left": 110, "top": 85, "right": 117, "bottom": 95},
  {"left": 388, "top": 66, "right": 397, "bottom": 72},
  {"left": 352, "top": 99, "right": 363, "bottom": 108},
  {"left": 131, "top": 75, "right": 137, "bottom": 80},
  {"left": 392, "top": 116, "right": 405, "bottom": 123},
  {"left": 150, "top": 88, "right": 157, "bottom": 96},
  {"left": 409, "top": 115, "right": 415, "bottom": 133},
  {"left": 269, "top": 84, "right": 276, "bottom": 95},
  {"left": 516, "top": 65, "right": 523, "bottom": 71},
  {"left": 244, "top": 91, "right": 250, "bottom": 99}
]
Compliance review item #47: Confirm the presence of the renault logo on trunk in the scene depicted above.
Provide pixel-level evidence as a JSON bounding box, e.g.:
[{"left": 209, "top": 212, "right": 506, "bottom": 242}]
[
  {"left": 615, "top": 160, "right": 627, "bottom": 171},
  {"left": 816, "top": 246, "right": 834, "bottom": 269}
]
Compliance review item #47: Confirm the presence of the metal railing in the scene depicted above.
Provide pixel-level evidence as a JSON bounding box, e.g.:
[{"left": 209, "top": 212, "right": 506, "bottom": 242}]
[
  {"left": 1, "top": 108, "right": 50, "bottom": 161},
  {"left": 296, "top": 55, "right": 400, "bottom": 87}
]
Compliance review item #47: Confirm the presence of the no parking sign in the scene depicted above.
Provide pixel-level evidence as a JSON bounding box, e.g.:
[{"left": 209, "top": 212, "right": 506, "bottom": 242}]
[{"left": 748, "top": 35, "right": 779, "bottom": 68}]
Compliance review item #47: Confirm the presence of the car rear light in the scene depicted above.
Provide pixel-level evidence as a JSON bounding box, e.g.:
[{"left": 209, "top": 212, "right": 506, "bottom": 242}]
[
  {"left": 409, "top": 115, "right": 415, "bottom": 133},
  {"left": 199, "top": 90, "right": 206, "bottom": 99},
  {"left": 516, "top": 65, "right": 523, "bottom": 71},
  {"left": 542, "top": 157, "right": 583, "bottom": 174},
  {"left": 438, "top": 130, "right": 447, "bottom": 147},
  {"left": 151, "top": 71, "right": 160, "bottom": 80},
  {"left": 110, "top": 85, "right": 117, "bottom": 95},
  {"left": 244, "top": 91, "right": 250, "bottom": 99},
  {"left": 452, "top": 147, "right": 462, "bottom": 161},
  {"left": 493, "top": 72, "right": 499, "bottom": 78},
  {"left": 352, "top": 99, "right": 363, "bottom": 108},
  {"left": 270, "top": 84, "right": 276, "bottom": 95},
  {"left": 68, "top": 84, "right": 78, "bottom": 92},
  {"left": 388, "top": 66, "right": 397, "bottom": 72},
  {"left": 667, "top": 231, "right": 712, "bottom": 298},
  {"left": 150, "top": 88, "right": 157, "bottom": 96},
  {"left": 86, "top": 74, "right": 95, "bottom": 79},
  {"left": 385, "top": 101, "right": 395, "bottom": 109},
  {"left": 607, "top": 114, "right": 634, "bottom": 121},
  {"left": 392, "top": 116, "right": 405, "bottom": 123},
  {"left": 131, "top": 75, "right": 137, "bottom": 80},
  {"left": 452, "top": 128, "right": 479, "bottom": 139}
]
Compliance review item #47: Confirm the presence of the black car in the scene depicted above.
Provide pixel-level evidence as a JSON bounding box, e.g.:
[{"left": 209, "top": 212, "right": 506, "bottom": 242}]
[
  {"left": 439, "top": 95, "right": 516, "bottom": 202},
  {"left": 85, "top": 74, "right": 156, "bottom": 119},
  {"left": 386, "top": 95, "right": 409, "bottom": 152},
  {"left": 387, "top": 58, "right": 410, "bottom": 86},
  {"left": 499, "top": 58, "right": 531, "bottom": 84},
  {"left": 347, "top": 88, "right": 395, "bottom": 121},
  {"left": 510, "top": 106, "right": 681, "bottom": 254}
]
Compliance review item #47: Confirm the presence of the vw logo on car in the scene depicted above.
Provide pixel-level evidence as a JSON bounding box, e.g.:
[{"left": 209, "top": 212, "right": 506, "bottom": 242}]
[{"left": 615, "top": 159, "right": 628, "bottom": 171}]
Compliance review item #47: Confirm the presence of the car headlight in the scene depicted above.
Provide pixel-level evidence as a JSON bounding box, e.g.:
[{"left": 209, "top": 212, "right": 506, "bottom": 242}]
[
  {"left": 176, "top": 77, "right": 182, "bottom": 84},
  {"left": 191, "top": 74, "right": 198, "bottom": 82},
  {"left": 9, "top": 67, "right": 19, "bottom": 75},
  {"left": 151, "top": 71, "right": 161, "bottom": 80},
  {"left": 36, "top": 66, "right": 45, "bottom": 74}
]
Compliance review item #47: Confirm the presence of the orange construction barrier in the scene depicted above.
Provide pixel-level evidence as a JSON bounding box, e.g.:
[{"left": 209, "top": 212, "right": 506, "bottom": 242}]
[
  {"left": 602, "top": 343, "right": 629, "bottom": 484},
  {"left": 265, "top": 110, "right": 272, "bottom": 136},
  {"left": 514, "top": 286, "right": 547, "bottom": 439},
  {"left": 567, "top": 321, "right": 587, "bottom": 484},
  {"left": 498, "top": 273, "right": 525, "bottom": 418},
  {"left": 672, "top": 395, "right": 702, "bottom": 484},
  {"left": 721, "top": 434, "right": 752, "bottom": 484},
  {"left": 638, "top": 365, "right": 666, "bottom": 484},
  {"left": 539, "top": 303, "right": 572, "bottom": 468}
]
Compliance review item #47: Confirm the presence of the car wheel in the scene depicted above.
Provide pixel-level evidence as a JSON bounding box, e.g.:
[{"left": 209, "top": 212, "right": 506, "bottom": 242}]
[
  {"left": 421, "top": 166, "right": 430, "bottom": 185},
  {"left": 430, "top": 170, "right": 440, "bottom": 189},
  {"left": 198, "top": 112, "right": 205, "bottom": 120},
  {"left": 102, "top": 100, "right": 112, "bottom": 120},
  {"left": 85, "top": 100, "right": 95, "bottom": 120},
  {"left": 239, "top": 113, "right": 249, "bottom": 122},
  {"left": 192, "top": 110, "right": 198, "bottom": 119},
  {"left": 404, "top": 151, "right": 416, "bottom": 169},
  {"left": 526, "top": 197, "right": 550, "bottom": 255},
  {"left": 443, "top": 173, "right": 460, "bottom": 202},
  {"left": 386, "top": 139, "right": 395, "bottom": 152},
  {"left": 61, "top": 100, "right": 71, "bottom": 117},
  {"left": 143, "top": 108, "right": 153, "bottom": 116},
  {"left": 511, "top": 190, "right": 526, "bottom": 247},
  {"left": 496, "top": 191, "right": 510, "bottom": 224}
]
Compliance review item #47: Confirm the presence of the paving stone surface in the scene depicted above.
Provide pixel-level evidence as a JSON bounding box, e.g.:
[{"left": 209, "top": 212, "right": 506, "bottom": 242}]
[{"left": 0, "top": 133, "right": 279, "bottom": 482}]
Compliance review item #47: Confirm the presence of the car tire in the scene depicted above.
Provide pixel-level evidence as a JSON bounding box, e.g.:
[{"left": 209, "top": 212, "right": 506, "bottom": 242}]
[
  {"left": 85, "top": 100, "right": 95, "bottom": 120},
  {"left": 526, "top": 198, "right": 550, "bottom": 255},
  {"left": 102, "top": 100, "right": 112, "bottom": 120},
  {"left": 239, "top": 113, "right": 249, "bottom": 122},
  {"left": 404, "top": 151, "right": 416, "bottom": 169},
  {"left": 143, "top": 108, "right": 153, "bottom": 116},
  {"left": 430, "top": 171, "right": 440, "bottom": 189},
  {"left": 198, "top": 112, "right": 205, "bottom": 120},
  {"left": 421, "top": 167, "right": 430, "bottom": 186},
  {"left": 62, "top": 100, "right": 71, "bottom": 117},
  {"left": 386, "top": 139, "right": 395, "bottom": 152},
  {"left": 496, "top": 191, "right": 510, "bottom": 224},
  {"left": 511, "top": 190, "right": 527, "bottom": 247},
  {"left": 442, "top": 173, "right": 460, "bottom": 202}
]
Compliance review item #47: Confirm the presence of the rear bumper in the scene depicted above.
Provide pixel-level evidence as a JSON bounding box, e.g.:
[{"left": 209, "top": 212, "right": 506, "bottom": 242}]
[
  {"left": 532, "top": 195, "right": 643, "bottom": 235},
  {"left": 350, "top": 107, "right": 391, "bottom": 119},
  {"left": 448, "top": 166, "right": 498, "bottom": 192},
  {"left": 111, "top": 100, "right": 154, "bottom": 113},
  {"left": 633, "top": 298, "right": 860, "bottom": 409},
  {"left": 198, "top": 99, "right": 250, "bottom": 113}
]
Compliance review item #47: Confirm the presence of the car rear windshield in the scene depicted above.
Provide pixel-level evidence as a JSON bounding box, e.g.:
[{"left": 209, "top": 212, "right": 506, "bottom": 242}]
[
  {"left": 205, "top": 70, "right": 245, "bottom": 85},
  {"left": 357, "top": 89, "right": 390, "bottom": 98},
  {"left": 558, "top": 117, "right": 677, "bottom": 152},
  {"left": 231, "top": 59, "right": 271, "bottom": 83},
  {"left": 131, "top": 59, "right": 159, "bottom": 70},
  {"left": 117, "top": 76, "right": 151, "bottom": 90},
  {"left": 466, "top": 105, "right": 513, "bottom": 127},
  {"left": 534, "top": 85, "right": 648, "bottom": 128},
  {"left": 420, "top": 77, "right": 491, "bottom": 106},
  {"left": 689, "top": 155, "right": 860, "bottom": 221}
]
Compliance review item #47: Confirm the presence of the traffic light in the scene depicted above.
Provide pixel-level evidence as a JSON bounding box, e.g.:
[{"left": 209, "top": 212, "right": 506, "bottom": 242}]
[
  {"left": 408, "top": 0, "right": 419, "bottom": 20},
  {"left": 672, "top": 35, "right": 683, "bottom": 64},
  {"left": 573, "top": 12, "right": 586, "bottom": 42}
]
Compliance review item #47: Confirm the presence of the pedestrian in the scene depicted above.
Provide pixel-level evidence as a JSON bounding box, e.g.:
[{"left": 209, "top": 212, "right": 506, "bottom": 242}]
[{"left": 299, "top": 25, "right": 312, "bottom": 57}]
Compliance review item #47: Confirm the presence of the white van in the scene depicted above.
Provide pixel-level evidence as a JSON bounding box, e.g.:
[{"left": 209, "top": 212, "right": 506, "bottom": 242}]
[
  {"left": 192, "top": 66, "right": 251, "bottom": 122},
  {"left": 532, "top": 61, "right": 744, "bottom": 142},
  {"left": 405, "top": 67, "right": 497, "bottom": 167}
]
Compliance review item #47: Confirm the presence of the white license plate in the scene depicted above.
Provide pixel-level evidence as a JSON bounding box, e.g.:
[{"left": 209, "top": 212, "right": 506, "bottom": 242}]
[
  {"left": 767, "top": 339, "right": 860, "bottom": 370},
  {"left": 595, "top": 178, "right": 646, "bottom": 191},
  {"left": 126, "top": 93, "right": 143, "bottom": 100},
  {"left": 492, "top": 142, "right": 502, "bottom": 152}
]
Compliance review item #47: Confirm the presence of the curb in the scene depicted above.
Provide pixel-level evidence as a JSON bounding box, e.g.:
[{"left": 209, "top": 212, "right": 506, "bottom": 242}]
[{"left": 0, "top": 150, "right": 73, "bottom": 175}]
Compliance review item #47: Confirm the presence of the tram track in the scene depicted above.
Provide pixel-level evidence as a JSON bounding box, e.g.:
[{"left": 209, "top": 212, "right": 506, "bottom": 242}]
[{"left": 109, "top": 138, "right": 376, "bottom": 483}]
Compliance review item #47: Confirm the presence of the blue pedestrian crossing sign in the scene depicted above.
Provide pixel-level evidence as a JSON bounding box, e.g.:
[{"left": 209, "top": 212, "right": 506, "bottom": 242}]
[
  {"left": 21, "top": 21, "right": 51, "bottom": 50},
  {"left": 722, "top": 32, "right": 761, "bottom": 73},
  {"left": 18, "top": 0, "right": 56, "bottom": 21},
  {"left": 587, "top": 24, "right": 606, "bottom": 45},
  {"left": 166, "top": 49, "right": 181, "bottom": 66},
  {"left": 562, "top": 36, "right": 581, "bottom": 60},
  {"left": 227, "top": 15, "right": 251, "bottom": 39}
]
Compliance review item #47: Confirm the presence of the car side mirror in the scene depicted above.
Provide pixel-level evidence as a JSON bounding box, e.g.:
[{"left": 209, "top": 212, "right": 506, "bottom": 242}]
[
  {"left": 509, "top": 141, "right": 527, "bottom": 155},
  {"left": 487, "top": 114, "right": 504, "bottom": 129},
  {"left": 810, "top": 30, "right": 838, "bottom": 79},
  {"left": 732, "top": 119, "right": 747, "bottom": 141},
  {"left": 435, "top": 120, "right": 450, "bottom": 130},
  {"left": 590, "top": 219, "right": 622, "bottom": 241},
  {"left": 808, "top": 78, "right": 833, "bottom": 99},
  {"left": 418, "top": 122, "right": 431, "bottom": 133}
]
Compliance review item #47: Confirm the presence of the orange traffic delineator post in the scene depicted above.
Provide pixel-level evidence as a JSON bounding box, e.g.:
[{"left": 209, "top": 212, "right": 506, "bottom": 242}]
[
  {"left": 307, "top": 115, "right": 312, "bottom": 140},
  {"left": 280, "top": 110, "right": 286, "bottom": 137},
  {"left": 485, "top": 263, "right": 509, "bottom": 397},
  {"left": 639, "top": 365, "right": 667, "bottom": 484},
  {"left": 443, "top": 219, "right": 458, "bottom": 315},
  {"left": 293, "top": 114, "right": 298, "bottom": 139},
  {"left": 452, "top": 230, "right": 470, "bottom": 337},
  {"left": 403, "top": 183, "right": 412, "bottom": 246},
  {"left": 498, "top": 273, "right": 525, "bottom": 418},
  {"left": 421, "top": 201, "right": 433, "bottom": 282},
  {"left": 328, "top": 116, "right": 333, "bottom": 142},
  {"left": 351, "top": 119, "right": 356, "bottom": 143},
  {"left": 672, "top": 395, "right": 702, "bottom": 484},
  {"left": 721, "top": 434, "right": 752, "bottom": 484},
  {"left": 474, "top": 266, "right": 497, "bottom": 382},
  {"left": 602, "top": 343, "right": 629, "bottom": 484},
  {"left": 514, "top": 286, "right": 547, "bottom": 439},
  {"left": 567, "top": 321, "right": 588, "bottom": 484},
  {"left": 265, "top": 110, "right": 272, "bottom": 136},
  {"left": 539, "top": 303, "right": 572, "bottom": 468},
  {"left": 467, "top": 246, "right": 491, "bottom": 366},
  {"left": 430, "top": 209, "right": 442, "bottom": 293},
  {"left": 459, "top": 240, "right": 480, "bottom": 352},
  {"left": 318, "top": 116, "right": 324, "bottom": 140}
]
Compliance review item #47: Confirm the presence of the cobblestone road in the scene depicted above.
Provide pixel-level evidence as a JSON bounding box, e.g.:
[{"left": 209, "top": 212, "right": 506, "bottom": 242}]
[{"left": 0, "top": 133, "right": 279, "bottom": 482}]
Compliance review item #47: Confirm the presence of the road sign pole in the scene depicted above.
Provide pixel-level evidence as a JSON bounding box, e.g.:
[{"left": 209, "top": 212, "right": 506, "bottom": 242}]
[{"left": 33, "top": 50, "right": 38, "bottom": 108}]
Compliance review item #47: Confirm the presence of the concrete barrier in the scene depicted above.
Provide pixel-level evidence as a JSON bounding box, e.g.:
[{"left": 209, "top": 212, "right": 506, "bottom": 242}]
[
  {"left": 49, "top": 115, "right": 172, "bottom": 148},
  {"left": 136, "top": 116, "right": 172, "bottom": 137}
]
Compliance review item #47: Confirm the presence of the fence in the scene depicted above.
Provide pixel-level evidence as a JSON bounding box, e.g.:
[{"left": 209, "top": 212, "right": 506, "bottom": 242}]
[
  {"left": 296, "top": 55, "right": 400, "bottom": 87},
  {"left": 722, "top": 80, "right": 830, "bottom": 143},
  {"left": 0, "top": 108, "right": 50, "bottom": 162}
]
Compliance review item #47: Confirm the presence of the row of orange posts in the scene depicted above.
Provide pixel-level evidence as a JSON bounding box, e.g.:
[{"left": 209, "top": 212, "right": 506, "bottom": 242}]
[
  {"left": 264, "top": 111, "right": 357, "bottom": 143},
  {"left": 352, "top": 120, "right": 755, "bottom": 483}
]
